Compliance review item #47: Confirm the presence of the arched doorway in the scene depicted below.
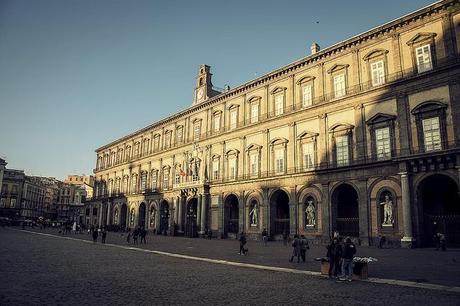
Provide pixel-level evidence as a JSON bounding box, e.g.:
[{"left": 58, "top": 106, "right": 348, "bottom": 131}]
[
  {"left": 149, "top": 205, "right": 157, "bottom": 231},
  {"left": 271, "top": 190, "right": 290, "bottom": 236},
  {"left": 159, "top": 200, "right": 169, "bottom": 235},
  {"left": 417, "top": 174, "right": 460, "bottom": 247},
  {"left": 224, "top": 194, "right": 239, "bottom": 238},
  {"left": 185, "top": 198, "right": 198, "bottom": 238},
  {"left": 138, "top": 202, "right": 146, "bottom": 229},
  {"left": 120, "top": 204, "right": 127, "bottom": 230},
  {"left": 331, "top": 184, "right": 359, "bottom": 238}
]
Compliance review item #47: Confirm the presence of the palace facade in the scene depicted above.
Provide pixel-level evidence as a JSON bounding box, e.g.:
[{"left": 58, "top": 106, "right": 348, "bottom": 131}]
[{"left": 87, "top": 0, "right": 460, "bottom": 247}]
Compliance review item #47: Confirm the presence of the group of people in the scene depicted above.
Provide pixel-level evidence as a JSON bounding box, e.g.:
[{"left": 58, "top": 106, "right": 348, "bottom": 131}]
[
  {"left": 289, "top": 234, "right": 310, "bottom": 263},
  {"left": 90, "top": 227, "right": 107, "bottom": 244},
  {"left": 126, "top": 227, "right": 148, "bottom": 244},
  {"left": 327, "top": 236, "right": 357, "bottom": 281}
]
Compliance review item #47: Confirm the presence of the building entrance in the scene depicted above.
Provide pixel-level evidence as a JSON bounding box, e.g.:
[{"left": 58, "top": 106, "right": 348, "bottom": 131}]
[{"left": 332, "top": 184, "right": 359, "bottom": 238}]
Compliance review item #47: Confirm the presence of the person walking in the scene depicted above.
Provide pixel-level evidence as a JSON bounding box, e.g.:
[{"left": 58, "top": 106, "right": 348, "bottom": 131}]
[
  {"left": 327, "top": 238, "right": 343, "bottom": 278},
  {"left": 339, "top": 237, "right": 356, "bottom": 281},
  {"left": 133, "top": 228, "right": 139, "bottom": 244},
  {"left": 92, "top": 228, "right": 99, "bottom": 243},
  {"left": 101, "top": 228, "right": 107, "bottom": 244},
  {"left": 436, "top": 233, "right": 446, "bottom": 251},
  {"left": 289, "top": 235, "right": 301, "bottom": 263},
  {"left": 299, "top": 235, "right": 309, "bottom": 262},
  {"left": 140, "top": 228, "right": 147, "bottom": 244},
  {"left": 126, "top": 229, "right": 132, "bottom": 244},
  {"left": 262, "top": 228, "right": 268, "bottom": 246},
  {"left": 239, "top": 232, "right": 248, "bottom": 255}
]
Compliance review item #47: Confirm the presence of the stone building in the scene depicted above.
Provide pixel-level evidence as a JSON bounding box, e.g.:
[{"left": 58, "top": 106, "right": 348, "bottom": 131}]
[
  {"left": 87, "top": 0, "right": 460, "bottom": 247},
  {"left": 0, "top": 169, "right": 25, "bottom": 221}
]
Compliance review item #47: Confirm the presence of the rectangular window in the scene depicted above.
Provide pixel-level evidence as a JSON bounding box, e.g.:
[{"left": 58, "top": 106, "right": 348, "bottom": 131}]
[
  {"left": 302, "top": 142, "right": 315, "bottom": 170},
  {"left": 10, "top": 198, "right": 16, "bottom": 208},
  {"left": 333, "top": 74, "right": 346, "bottom": 98},
  {"left": 302, "top": 84, "right": 313, "bottom": 107},
  {"left": 375, "top": 127, "right": 391, "bottom": 160},
  {"left": 194, "top": 123, "right": 201, "bottom": 140},
  {"left": 140, "top": 173, "right": 147, "bottom": 192},
  {"left": 212, "top": 160, "right": 219, "bottom": 180},
  {"left": 274, "top": 148, "right": 284, "bottom": 174},
  {"left": 371, "top": 60, "right": 385, "bottom": 86},
  {"left": 176, "top": 127, "right": 183, "bottom": 143},
  {"left": 175, "top": 173, "right": 180, "bottom": 185},
  {"left": 275, "top": 94, "right": 284, "bottom": 116},
  {"left": 230, "top": 110, "right": 237, "bottom": 130},
  {"left": 250, "top": 154, "right": 258, "bottom": 176},
  {"left": 336, "top": 135, "right": 349, "bottom": 166},
  {"left": 214, "top": 115, "right": 221, "bottom": 132},
  {"left": 163, "top": 172, "right": 169, "bottom": 190},
  {"left": 416, "top": 44, "right": 432, "bottom": 73},
  {"left": 154, "top": 137, "right": 160, "bottom": 151},
  {"left": 422, "top": 117, "right": 441, "bottom": 151},
  {"left": 0, "top": 198, "right": 5, "bottom": 207},
  {"left": 229, "top": 158, "right": 237, "bottom": 180},
  {"left": 151, "top": 172, "right": 157, "bottom": 189},
  {"left": 250, "top": 103, "right": 259, "bottom": 123}
]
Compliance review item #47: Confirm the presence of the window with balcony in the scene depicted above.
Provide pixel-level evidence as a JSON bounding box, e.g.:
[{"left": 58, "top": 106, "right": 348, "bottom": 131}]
[
  {"left": 250, "top": 153, "right": 259, "bottom": 177},
  {"left": 214, "top": 112, "right": 221, "bottom": 133},
  {"left": 212, "top": 157, "right": 220, "bottom": 180},
  {"left": 302, "top": 84, "right": 313, "bottom": 107},
  {"left": 274, "top": 148, "right": 285, "bottom": 174},
  {"left": 0, "top": 198, "right": 5, "bottom": 207},
  {"left": 230, "top": 108, "right": 238, "bottom": 130},
  {"left": 226, "top": 150, "right": 239, "bottom": 181},
  {"left": 411, "top": 101, "right": 447, "bottom": 153},
  {"left": 10, "top": 198, "right": 16, "bottom": 208},
  {"left": 163, "top": 169, "right": 170, "bottom": 190},
  {"left": 329, "top": 123, "right": 354, "bottom": 167},
  {"left": 123, "top": 176, "right": 129, "bottom": 193},
  {"left": 193, "top": 120, "right": 201, "bottom": 141},
  {"left": 153, "top": 135, "right": 160, "bottom": 151},
  {"left": 140, "top": 172, "right": 147, "bottom": 192},
  {"left": 274, "top": 94, "right": 284, "bottom": 116},
  {"left": 164, "top": 131, "right": 172, "bottom": 149},
  {"left": 302, "top": 142, "right": 315, "bottom": 170},
  {"left": 333, "top": 74, "right": 346, "bottom": 98},
  {"left": 375, "top": 127, "right": 391, "bottom": 159},
  {"left": 370, "top": 60, "right": 385, "bottom": 86},
  {"left": 363, "top": 49, "right": 389, "bottom": 87},
  {"left": 134, "top": 142, "right": 140, "bottom": 158},
  {"left": 250, "top": 102, "right": 259, "bottom": 123},
  {"left": 406, "top": 32, "right": 437, "bottom": 74},
  {"left": 151, "top": 170, "right": 158, "bottom": 190},
  {"left": 176, "top": 126, "right": 184, "bottom": 144},
  {"left": 131, "top": 174, "right": 138, "bottom": 194},
  {"left": 125, "top": 146, "right": 131, "bottom": 161}
]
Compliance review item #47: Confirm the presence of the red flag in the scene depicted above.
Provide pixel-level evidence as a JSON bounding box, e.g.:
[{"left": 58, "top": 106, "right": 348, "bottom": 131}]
[{"left": 179, "top": 168, "right": 186, "bottom": 176}]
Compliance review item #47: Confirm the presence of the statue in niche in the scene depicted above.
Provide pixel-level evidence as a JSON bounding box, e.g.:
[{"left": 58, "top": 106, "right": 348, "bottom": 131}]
[
  {"left": 305, "top": 199, "right": 316, "bottom": 227},
  {"left": 249, "top": 202, "right": 258, "bottom": 226},
  {"left": 379, "top": 193, "right": 394, "bottom": 226},
  {"left": 150, "top": 208, "right": 156, "bottom": 227},
  {"left": 130, "top": 208, "right": 135, "bottom": 226}
]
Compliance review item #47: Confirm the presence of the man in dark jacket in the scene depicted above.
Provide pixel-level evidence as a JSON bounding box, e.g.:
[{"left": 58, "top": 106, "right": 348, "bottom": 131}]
[
  {"left": 339, "top": 237, "right": 356, "bottom": 281},
  {"left": 239, "top": 232, "right": 248, "bottom": 255},
  {"left": 327, "top": 238, "right": 342, "bottom": 278}
]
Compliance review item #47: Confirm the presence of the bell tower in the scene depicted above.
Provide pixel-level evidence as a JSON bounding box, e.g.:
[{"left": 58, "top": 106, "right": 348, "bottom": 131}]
[{"left": 193, "top": 64, "right": 218, "bottom": 105}]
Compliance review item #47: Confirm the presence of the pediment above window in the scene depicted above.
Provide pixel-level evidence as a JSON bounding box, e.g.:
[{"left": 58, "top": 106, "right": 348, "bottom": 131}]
[
  {"left": 270, "top": 137, "right": 289, "bottom": 146},
  {"left": 363, "top": 49, "right": 389, "bottom": 61},
  {"left": 211, "top": 154, "right": 221, "bottom": 160},
  {"left": 246, "top": 143, "right": 263, "bottom": 152},
  {"left": 270, "top": 86, "right": 287, "bottom": 94},
  {"left": 411, "top": 101, "right": 447, "bottom": 115},
  {"left": 296, "top": 76, "right": 316, "bottom": 85},
  {"left": 192, "top": 118, "right": 202, "bottom": 124},
  {"left": 327, "top": 64, "right": 349, "bottom": 74},
  {"left": 162, "top": 165, "right": 171, "bottom": 171},
  {"left": 227, "top": 104, "right": 240, "bottom": 110},
  {"left": 247, "top": 96, "right": 262, "bottom": 103},
  {"left": 328, "top": 123, "right": 354, "bottom": 133},
  {"left": 176, "top": 125, "right": 184, "bottom": 129},
  {"left": 296, "top": 131, "right": 319, "bottom": 140},
  {"left": 213, "top": 110, "right": 222, "bottom": 116},
  {"left": 366, "top": 113, "right": 396, "bottom": 125},
  {"left": 225, "top": 149, "right": 240, "bottom": 158},
  {"left": 153, "top": 133, "right": 161, "bottom": 138},
  {"left": 406, "top": 32, "right": 437, "bottom": 46}
]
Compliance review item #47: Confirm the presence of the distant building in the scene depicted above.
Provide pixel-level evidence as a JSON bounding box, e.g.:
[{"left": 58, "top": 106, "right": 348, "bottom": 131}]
[
  {"left": 64, "top": 175, "right": 94, "bottom": 187},
  {"left": 0, "top": 169, "right": 25, "bottom": 220}
]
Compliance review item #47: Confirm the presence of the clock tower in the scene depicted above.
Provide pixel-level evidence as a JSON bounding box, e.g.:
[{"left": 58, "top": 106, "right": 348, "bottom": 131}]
[{"left": 193, "top": 64, "right": 219, "bottom": 105}]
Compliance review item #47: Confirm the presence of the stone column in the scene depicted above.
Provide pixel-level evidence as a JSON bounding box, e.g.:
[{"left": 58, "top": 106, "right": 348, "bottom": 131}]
[
  {"left": 321, "top": 183, "right": 330, "bottom": 242},
  {"left": 354, "top": 104, "right": 366, "bottom": 162},
  {"left": 288, "top": 123, "right": 296, "bottom": 172},
  {"left": 200, "top": 194, "right": 206, "bottom": 234},
  {"left": 391, "top": 33, "right": 402, "bottom": 74},
  {"left": 197, "top": 195, "right": 202, "bottom": 232},
  {"left": 396, "top": 93, "right": 412, "bottom": 155},
  {"left": 449, "top": 82, "right": 460, "bottom": 146},
  {"left": 98, "top": 203, "right": 103, "bottom": 227},
  {"left": 441, "top": 13, "right": 457, "bottom": 58},
  {"left": 289, "top": 187, "right": 297, "bottom": 236},
  {"left": 106, "top": 201, "right": 111, "bottom": 226},
  {"left": 357, "top": 180, "right": 370, "bottom": 246},
  {"left": 263, "top": 129, "right": 269, "bottom": 175},
  {"left": 400, "top": 172, "right": 414, "bottom": 247},
  {"left": 178, "top": 196, "right": 184, "bottom": 233},
  {"left": 238, "top": 192, "right": 245, "bottom": 234},
  {"left": 262, "top": 188, "right": 271, "bottom": 236},
  {"left": 318, "top": 114, "right": 328, "bottom": 167},
  {"left": 217, "top": 194, "right": 224, "bottom": 238}
]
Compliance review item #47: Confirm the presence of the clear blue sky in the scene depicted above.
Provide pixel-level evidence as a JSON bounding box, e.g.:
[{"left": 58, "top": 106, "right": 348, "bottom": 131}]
[{"left": 0, "top": 0, "right": 434, "bottom": 179}]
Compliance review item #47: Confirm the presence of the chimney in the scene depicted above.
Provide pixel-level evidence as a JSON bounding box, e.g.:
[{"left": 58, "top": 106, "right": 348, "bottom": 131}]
[{"left": 311, "top": 42, "right": 320, "bottom": 55}]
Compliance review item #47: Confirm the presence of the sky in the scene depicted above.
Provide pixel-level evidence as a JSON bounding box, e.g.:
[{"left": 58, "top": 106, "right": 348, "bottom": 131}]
[{"left": 0, "top": 0, "right": 435, "bottom": 179}]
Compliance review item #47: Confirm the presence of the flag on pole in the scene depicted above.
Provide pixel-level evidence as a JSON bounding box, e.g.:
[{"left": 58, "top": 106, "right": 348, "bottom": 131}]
[{"left": 179, "top": 168, "right": 186, "bottom": 177}]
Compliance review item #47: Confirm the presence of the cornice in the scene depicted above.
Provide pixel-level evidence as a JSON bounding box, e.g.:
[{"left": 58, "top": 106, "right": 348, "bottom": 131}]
[{"left": 96, "top": 0, "right": 458, "bottom": 153}]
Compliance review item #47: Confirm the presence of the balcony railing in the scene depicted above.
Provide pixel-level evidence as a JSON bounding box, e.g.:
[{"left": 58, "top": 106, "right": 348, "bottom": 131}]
[{"left": 94, "top": 56, "right": 460, "bottom": 172}]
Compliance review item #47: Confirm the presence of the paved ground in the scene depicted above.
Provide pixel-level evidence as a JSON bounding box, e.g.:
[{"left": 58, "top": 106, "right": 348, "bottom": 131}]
[
  {"left": 0, "top": 228, "right": 460, "bottom": 305},
  {"left": 16, "top": 226, "right": 460, "bottom": 286}
]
